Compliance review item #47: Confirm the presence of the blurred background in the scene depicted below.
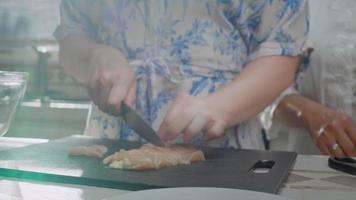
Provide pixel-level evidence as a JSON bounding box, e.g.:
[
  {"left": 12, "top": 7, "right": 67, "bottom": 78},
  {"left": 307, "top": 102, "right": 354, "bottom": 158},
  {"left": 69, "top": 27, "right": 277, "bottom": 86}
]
[
  {"left": 0, "top": 0, "right": 353, "bottom": 154},
  {"left": 0, "top": 0, "right": 89, "bottom": 139}
]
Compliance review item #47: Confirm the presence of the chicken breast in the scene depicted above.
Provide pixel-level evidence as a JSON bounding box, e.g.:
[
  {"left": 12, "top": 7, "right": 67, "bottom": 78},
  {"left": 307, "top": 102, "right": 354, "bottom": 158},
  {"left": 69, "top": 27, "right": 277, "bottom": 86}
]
[
  {"left": 103, "top": 144, "right": 205, "bottom": 170},
  {"left": 68, "top": 145, "right": 108, "bottom": 158}
]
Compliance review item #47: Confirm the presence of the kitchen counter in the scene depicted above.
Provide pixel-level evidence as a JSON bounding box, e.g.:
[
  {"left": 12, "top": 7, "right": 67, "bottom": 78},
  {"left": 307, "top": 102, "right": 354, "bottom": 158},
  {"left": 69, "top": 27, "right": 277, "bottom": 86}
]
[{"left": 0, "top": 137, "right": 355, "bottom": 200}]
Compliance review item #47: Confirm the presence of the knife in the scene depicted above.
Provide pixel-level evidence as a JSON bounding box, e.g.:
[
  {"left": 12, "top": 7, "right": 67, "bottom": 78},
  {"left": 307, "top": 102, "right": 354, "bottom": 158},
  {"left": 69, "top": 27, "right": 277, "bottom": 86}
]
[{"left": 120, "top": 102, "right": 165, "bottom": 146}]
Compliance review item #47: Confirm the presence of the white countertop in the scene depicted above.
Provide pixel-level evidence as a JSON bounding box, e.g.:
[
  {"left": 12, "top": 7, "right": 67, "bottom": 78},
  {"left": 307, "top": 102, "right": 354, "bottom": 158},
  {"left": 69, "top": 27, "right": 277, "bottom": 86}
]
[{"left": 0, "top": 137, "right": 355, "bottom": 200}]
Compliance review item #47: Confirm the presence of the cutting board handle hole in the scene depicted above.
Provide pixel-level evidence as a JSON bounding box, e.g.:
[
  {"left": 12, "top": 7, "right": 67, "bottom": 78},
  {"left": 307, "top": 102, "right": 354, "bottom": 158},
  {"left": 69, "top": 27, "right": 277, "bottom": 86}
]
[{"left": 249, "top": 160, "right": 275, "bottom": 174}]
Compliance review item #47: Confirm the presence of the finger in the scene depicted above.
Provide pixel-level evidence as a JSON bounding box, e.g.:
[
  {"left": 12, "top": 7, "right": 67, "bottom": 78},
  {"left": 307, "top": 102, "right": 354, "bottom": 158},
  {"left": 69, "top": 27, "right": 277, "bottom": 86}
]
[
  {"left": 330, "top": 144, "right": 346, "bottom": 157},
  {"left": 98, "top": 74, "right": 113, "bottom": 113},
  {"left": 342, "top": 115, "right": 356, "bottom": 146},
  {"left": 159, "top": 105, "right": 197, "bottom": 141},
  {"left": 106, "top": 80, "right": 131, "bottom": 116},
  {"left": 346, "top": 125, "right": 356, "bottom": 147},
  {"left": 330, "top": 119, "right": 356, "bottom": 156},
  {"left": 315, "top": 133, "right": 331, "bottom": 155},
  {"left": 88, "top": 70, "right": 101, "bottom": 107},
  {"left": 204, "top": 120, "right": 226, "bottom": 141},
  {"left": 124, "top": 81, "right": 136, "bottom": 107},
  {"left": 164, "top": 94, "right": 189, "bottom": 123},
  {"left": 183, "top": 111, "right": 210, "bottom": 142},
  {"left": 323, "top": 130, "right": 346, "bottom": 157},
  {"left": 314, "top": 125, "right": 326, "bottom": 142},
  {"left": 159, "top": 110, "right": 196, "bottom": 140},
  {"left": 158, "top": 94, "right": 190, "bottom": 138}
]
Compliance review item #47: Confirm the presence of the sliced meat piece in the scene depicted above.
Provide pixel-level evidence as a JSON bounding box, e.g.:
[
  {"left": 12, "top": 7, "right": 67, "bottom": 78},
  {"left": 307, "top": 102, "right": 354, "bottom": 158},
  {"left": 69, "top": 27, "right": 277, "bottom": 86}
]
[
  {"left": 103, "top": 144, "right": 205, "bottom": 170},
  {"left": 68, "top": 145, "right": 108, "bottom": 158}
]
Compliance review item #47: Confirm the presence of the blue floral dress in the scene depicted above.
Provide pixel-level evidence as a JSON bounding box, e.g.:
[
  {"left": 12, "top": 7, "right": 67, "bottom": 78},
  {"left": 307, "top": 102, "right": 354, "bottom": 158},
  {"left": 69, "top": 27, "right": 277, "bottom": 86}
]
[{"left": 55, "top": 0, "right": 310, "bottom": 149}]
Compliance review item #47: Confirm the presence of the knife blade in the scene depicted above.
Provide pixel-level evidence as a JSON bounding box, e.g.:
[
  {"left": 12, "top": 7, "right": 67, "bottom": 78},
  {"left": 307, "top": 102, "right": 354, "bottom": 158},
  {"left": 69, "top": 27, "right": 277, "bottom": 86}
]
[{"left": 120, "top": 102, "right": 165, "bottom": 146}]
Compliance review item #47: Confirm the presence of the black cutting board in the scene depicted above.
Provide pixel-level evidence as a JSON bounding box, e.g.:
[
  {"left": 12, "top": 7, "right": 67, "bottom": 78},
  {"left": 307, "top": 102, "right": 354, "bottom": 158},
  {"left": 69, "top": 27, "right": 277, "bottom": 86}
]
[{"left": 0, "top": 135, "right": 296, "bottom": 193}]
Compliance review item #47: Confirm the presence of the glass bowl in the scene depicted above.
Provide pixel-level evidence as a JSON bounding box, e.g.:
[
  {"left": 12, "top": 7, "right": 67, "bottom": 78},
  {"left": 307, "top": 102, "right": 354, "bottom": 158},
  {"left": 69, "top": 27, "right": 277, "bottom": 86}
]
[{"left": 0, "top": 71, "right": 28, "bottom": 136}]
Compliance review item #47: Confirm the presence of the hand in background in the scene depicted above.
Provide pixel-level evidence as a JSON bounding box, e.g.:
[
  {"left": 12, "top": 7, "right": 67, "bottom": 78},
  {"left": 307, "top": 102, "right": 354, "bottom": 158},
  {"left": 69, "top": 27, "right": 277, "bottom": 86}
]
[
  {"left": 88, "top": 46, "right": 135, "bottom": 115},
  {"left": 276, "top": 95, "right": 356, "bottom": 157},
  {"left": 311, "top": 111, "right": 356, "bottom": 157},
  {"left": 158, "top": 94, "right": 228, "bottom": 142}
]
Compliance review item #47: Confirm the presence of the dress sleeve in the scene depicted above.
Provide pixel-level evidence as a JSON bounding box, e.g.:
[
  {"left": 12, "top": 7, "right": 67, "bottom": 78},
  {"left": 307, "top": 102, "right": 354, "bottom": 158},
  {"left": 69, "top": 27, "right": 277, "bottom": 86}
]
[
  {"left": 247, "top": 0, "right": 311, "bottom": 62},
  {"left": 259, "top": 85, "right": 299, "bottom": 140},
  {"left": 53, "top": 0, "right": 96, "bottom": 41}
]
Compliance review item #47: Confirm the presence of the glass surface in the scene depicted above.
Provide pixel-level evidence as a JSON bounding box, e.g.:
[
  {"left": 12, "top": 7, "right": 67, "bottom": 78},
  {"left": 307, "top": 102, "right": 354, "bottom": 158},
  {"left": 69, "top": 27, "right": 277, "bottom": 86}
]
[{"left": 0, "top": 71, "right": 27, "bottom": 136}]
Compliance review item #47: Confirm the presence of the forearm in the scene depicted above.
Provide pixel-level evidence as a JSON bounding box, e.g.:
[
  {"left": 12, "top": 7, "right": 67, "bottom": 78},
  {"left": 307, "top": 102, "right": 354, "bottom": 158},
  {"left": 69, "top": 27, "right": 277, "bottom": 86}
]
[{"left": 205, "top": 56, "right": 299, "bottom": 127}]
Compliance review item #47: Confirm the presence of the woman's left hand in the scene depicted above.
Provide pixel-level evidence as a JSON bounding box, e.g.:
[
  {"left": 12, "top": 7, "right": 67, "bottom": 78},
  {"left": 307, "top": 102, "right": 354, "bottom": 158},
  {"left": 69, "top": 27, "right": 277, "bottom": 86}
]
[
  {"left": 276, "top": 95, "right": 356, "bottom": 157},
  {"left": 314, "top": 112, "right": 356, "bottom": 157},
  {"left": 158, "top": 94, "right": 228, "bottom": 142}
]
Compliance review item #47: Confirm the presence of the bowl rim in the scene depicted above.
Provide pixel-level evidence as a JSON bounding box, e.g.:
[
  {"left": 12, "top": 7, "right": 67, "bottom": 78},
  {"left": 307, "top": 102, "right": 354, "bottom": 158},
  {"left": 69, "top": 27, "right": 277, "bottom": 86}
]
[{"left": 0, "top": 71, "right": 29, "bottom": 80}]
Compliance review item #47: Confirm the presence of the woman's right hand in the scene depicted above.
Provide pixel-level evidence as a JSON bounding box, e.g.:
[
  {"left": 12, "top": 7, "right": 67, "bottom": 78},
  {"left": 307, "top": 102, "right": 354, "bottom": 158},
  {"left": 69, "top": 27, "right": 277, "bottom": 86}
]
[{"left": 88, "top": 45, "right": 136, "bottom": 115}]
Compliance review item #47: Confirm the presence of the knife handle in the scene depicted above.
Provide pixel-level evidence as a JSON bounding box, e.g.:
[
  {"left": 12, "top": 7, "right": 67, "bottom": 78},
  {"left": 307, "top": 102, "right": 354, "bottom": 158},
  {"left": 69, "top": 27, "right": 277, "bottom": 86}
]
[
  {"left": 120, "top": 102, "right": 130, "bottom": 117},
  {"left": 328, "top": 157, "right": 356, "bottom": 176}
]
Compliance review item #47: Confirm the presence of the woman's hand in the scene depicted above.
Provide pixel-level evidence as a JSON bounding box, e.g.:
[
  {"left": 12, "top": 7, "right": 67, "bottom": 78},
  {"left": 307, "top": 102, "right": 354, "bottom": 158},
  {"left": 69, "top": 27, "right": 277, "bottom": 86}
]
[
  {"left": 276, "top": 95, "right": 356, "bottom": 157},
  {"left": 158, "top": 55, "right": 298, "bottom": 143},
  {"left": 158, "top": 94, "right": 228, "bottom": 142},
  {"left": 312, "top": 112, "right": 356, "bottom": 157},
  {"left": 58, "top": 36, "right": 135, "bottom": 115},
  {"left": 88, "top": 46, "right": 136, "bottom": 115}
]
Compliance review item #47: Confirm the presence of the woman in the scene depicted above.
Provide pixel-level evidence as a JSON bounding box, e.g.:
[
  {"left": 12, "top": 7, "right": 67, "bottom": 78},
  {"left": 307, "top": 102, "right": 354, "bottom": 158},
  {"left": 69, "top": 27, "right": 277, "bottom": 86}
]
[
  {"left": 272, "top": 34, "right": 356, "bottom": 157},
  {"left": 55, "top": 0, "right": 310, "bottom": 149},
  {"left": 270, "top": 0, "right": 356, "bottom": 157}
]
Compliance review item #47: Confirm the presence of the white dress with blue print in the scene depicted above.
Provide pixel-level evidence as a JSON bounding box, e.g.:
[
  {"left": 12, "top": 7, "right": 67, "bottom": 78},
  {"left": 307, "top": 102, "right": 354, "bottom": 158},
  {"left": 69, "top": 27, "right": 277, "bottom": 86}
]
[{"left": 55, "top": 0, "right": 310, "bottom": 150}]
